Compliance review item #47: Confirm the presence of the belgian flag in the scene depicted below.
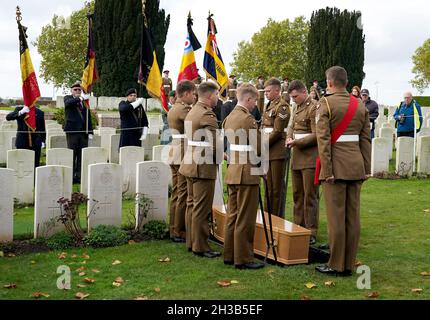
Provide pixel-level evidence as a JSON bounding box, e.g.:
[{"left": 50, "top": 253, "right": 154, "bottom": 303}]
[
  {"left": 81, "top": 12, "right": 98, "bottom": 95},
  {"left": 138, "top": 18, "right": 168, "bottom": 113},
  {"left": 18, "top": 19, "right": 40, "bottom": 131}
]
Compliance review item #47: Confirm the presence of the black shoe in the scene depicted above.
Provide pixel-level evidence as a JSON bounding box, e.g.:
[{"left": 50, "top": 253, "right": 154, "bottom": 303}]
[
  {"left": 235, "top": 262, "right": 265, "bottom": 270},
  {"left": 187, "top": 247, "right": 192, "bottom": 252},
  {"left": 319, "top": 243, "right": 330, "bottom": 250},
  {"left": 309, "top": 236, "right": 316, "bottom": 245},
  {"left": 315, "top": 264, "right": 339, "bottom": 276},
  {"left": 171, "top": 237, "right": 186, "bottom": 243},
  {"left": 224, "top": 260, "right": 234, "bottom": 265},
  {"left": 338, "top": 269, "right": 353, "bottom": 277},
  {"left": 193, "top": 251, "right": 221, "bottom": 258}
]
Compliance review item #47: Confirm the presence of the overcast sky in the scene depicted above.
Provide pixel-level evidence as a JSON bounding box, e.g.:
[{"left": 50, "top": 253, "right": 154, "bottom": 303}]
[{"left": 1, "top": 0, "right": 429, "bottom": 105}]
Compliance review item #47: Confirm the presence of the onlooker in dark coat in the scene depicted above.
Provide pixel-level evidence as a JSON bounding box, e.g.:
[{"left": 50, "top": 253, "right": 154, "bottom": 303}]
[
  {"left": 6, "top": 105, "right": 46, "bottom": 167},
  {"left": 361, "top": 89, "right": 379, "bottom": 139}
]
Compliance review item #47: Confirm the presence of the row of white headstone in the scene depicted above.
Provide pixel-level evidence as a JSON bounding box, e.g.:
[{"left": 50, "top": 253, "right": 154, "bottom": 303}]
[
  {"left": 0, "top": 121, "right": 163, "bottom": 165},
  {"left": 0, "top": 150, "right": 171, "bottom": 242},
  {"left": 0, "top": 144, "right": 226, "bottom": 243}
]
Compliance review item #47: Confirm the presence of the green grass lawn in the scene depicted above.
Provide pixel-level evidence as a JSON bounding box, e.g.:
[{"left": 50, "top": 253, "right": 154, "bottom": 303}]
[{"left": 1, "top": 176, "right": 430, "bottom": 300}]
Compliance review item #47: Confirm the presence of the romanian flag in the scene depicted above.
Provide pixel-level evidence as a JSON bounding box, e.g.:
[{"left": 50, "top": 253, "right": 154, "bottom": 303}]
[
  {"left": 138, "top": 19, "right": 168, "bottom": 113},
  {"left": 81, "top": 13, "right": 98, "bottom": 95},
  {"left": 203, "top": 13, "right": 228, "bottom": 97},
  {"left": 18, "top": 20, "right": 40, "bottom": 131},
  {"left": 177, "top": 13, "right": 201, "bottom": 82}
]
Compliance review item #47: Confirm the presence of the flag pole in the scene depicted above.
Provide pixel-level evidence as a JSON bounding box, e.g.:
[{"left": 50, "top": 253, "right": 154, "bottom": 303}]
[
  {"left": 85, "top": 1, "right": 91, "bottom": 135},
  {"left": 139, "top": 0, "right": 147, "bottom": 100}
]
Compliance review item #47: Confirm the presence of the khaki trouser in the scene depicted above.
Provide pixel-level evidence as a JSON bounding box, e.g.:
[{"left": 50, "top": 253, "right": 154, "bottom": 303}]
[
  {"left": 323, "top": 181, "right": 362, "bottom": 272},
  {"left": 169, "top": 165, "right": 187, "bottom": 238},
  {"left": 185, "top": 177, "right": 215, "bottom": 253},
  {"left": 224, "top": 185, "right": 259, "bottom": 265},
  {"left": 265, "top": 159, "right": 285, "bottom": 217},
  {"left": 292, "top": 168, "right": 319, "bottom": 236}
]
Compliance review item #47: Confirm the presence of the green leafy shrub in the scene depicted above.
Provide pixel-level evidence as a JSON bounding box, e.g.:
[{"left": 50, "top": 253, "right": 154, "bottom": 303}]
[
  {"left": 46, "top": 232, "right": 74, "bottom": 250},
  {"left": 83, "top": 225, "right": 129, "bottom": 248},
  {"left": 141, "top": 220, "right": 169, "bottom": 240}
]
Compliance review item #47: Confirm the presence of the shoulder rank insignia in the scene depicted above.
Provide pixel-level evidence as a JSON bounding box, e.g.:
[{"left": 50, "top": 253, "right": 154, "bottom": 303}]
[{"left": 278, "top": 113, "right": 288, "bottom": 120}]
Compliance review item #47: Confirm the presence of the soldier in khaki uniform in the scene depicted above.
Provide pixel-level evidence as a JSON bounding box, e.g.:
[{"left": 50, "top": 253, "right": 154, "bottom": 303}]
[
  {"left": 162, "top": 70, "right": 173, "bottom": 93},
  {"left": 223, "top": 83, "right": 264, "bottom": 270},
  {"left": 286, "top": 80, "right": 319, "bottom": 245},
  {"left": 261, "top": 78, "right": 290, "bottom": 217},
  {"left": 315, "top": 66, "right": 371, "bottom": 276},
  {"left": 179, "top": 81, "right": 221, "bottom": 258},
  {"left": 167, "top": 80, "right": 196, "bottom": 243}
]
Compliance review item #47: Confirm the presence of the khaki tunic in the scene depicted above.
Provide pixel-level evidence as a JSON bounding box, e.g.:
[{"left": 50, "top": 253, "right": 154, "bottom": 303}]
[
  {"left": 287, "top": 95, "right": 319, "bottom": 235},
  {"left": 261, "top": 96, "right": 290, "bottom": 216},
  {"left": 179, "top": 101, "right": 219, "bottom": 252},
  {"left": 316, "top": 90, "right": 371, "bottom": 272},
  {"left": 223, "top": 105, "right": 261, "bottom": 265},
  {"left": 167, "top": 101, "right": 191, "bottom": 238}
]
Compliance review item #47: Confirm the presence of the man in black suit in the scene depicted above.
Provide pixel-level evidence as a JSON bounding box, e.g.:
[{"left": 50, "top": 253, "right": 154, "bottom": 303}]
[
  {"left": 118, "top": 88, "right": 149, "bottom": 148},
  {"left": 6, "top": 105, "right": 46, "bottom": 167},
  {"left": 64, "top": 81, "right": 94, "bottom": 184}
]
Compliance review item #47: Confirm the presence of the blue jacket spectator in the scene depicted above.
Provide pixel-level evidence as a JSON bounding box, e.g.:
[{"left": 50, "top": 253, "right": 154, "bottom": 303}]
[{"left": 393, "top": 92, "right": 423, "bottom": 137}]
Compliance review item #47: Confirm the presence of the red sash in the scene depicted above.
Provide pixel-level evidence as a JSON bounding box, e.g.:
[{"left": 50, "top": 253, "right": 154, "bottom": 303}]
[{"left": 314, "top": 95, "right": 359, "bottom": 185}]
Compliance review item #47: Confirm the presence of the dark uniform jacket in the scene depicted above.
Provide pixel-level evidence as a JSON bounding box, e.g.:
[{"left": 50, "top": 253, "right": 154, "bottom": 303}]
[
  {"left": 316, "top": 91, "right": 371, "bottom": 180},
  {"left": 64, "top": 95, "right": 94, "bottom": 134},
  {"left": 6, "top": 106, "right": 46, "bottom": 149},
  {"left": 118, "top": 100, "right": 149, "bottom": 148},
  {"left": 287, "top": 96, "right": 318, "bottom": 170},
  {"left": 363, "top": 98, "right": 379, "bottom": 124}
]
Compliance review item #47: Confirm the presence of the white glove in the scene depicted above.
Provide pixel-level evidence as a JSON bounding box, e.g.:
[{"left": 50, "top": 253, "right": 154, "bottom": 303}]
[
  {"left": 88, "top": 134, "right": 94, "bottom": 140},
  {"left": 18, "top": 106, "right": 30, "bottom": 116},
  {"left": 82, "top": 93, "right": 91, "bottom": 100},
  {"left": 139, "top": 127, "right": 148, "bottom": 141},
  {"left": 78, "top": 96, "right": 84, "bottom": 101},
  {"left": 41, "top": 142, "right": 46, "bottom": 148},
  {"left": 131, "top": 98, "right": 144, "bottom": 109}
]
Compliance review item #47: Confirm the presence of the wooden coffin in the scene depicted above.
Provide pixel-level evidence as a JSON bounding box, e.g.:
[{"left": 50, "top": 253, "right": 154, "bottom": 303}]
[{"left": 212, "top": 205, "right": 311, "bottom": 265}]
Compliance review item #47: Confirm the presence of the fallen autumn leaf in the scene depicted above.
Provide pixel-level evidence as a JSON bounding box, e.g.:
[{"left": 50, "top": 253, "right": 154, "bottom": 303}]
[
  {"left": 305, "top": 283, "right": 317, "bottom": 289},
  {"left": 84, "top": 278, "right": 96, "bottom": 284},
  {"left": 324, "top": 281, "right": 335, "bottom": 287},
  {"left": 366, "top": 291, "right": 379, "bottom": 298},
  {"left": 158, "top": 257, "right": 171, "bottom": 263},
  {"left": 420, "top": 272, "right": 430, "bottom": 276},
  {"left": 32, "top": 292, "right": 50, "bottom": 299},
  {"left": 112, "top": 260, "right": 122, "bottom": 265},
  {"left": 217, "top": 280, "right": 231, "bottom": 287},
  {"left": 75, "top": 292, "right": 90, "bottom": 300},
  {"left": 4, "top": 283, "right": 17, "bottom": 289},
  {"left": 411, "top": 288, "right": 423, "bottom": 293}
]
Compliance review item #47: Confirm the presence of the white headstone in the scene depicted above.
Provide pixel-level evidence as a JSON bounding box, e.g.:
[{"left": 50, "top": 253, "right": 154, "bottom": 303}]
[
  {"left": 0, "top": 169, "right": 15, "bottom": 242},
  {"left": 0, "top": 126, "right": 17, "bottom": 164},
  {"left": 46, "top": 148, "right": 73, "bottom": 168},
  {"left": 417, "top": 136, "right": 430, "bottom": 174},
  {"left": 87, "top": 163, "right": 122, "bottom": 231},
  {"left": 379, "top": 127, "right": 394, "bottom": 159},
  {"left": 109, "top": 134, "right": 121, "bottom": 164},
  {"left": 46, "top": 128, "right": 65, "bottom": 149},
  {"left": 152, "top": 145, "right": 170, "bottom": 164},
  {"left": 148, "top": 115, "right": 162, "bottom": 134},
  {"left": 88, "top": 134, "right": 101, "bottom": 147},
  {"left": 80, "top": 147, "right": 109, "bottom": 195},
  {"left": 142, "top": 133, "right": 159, "bottom": 160},
  {"left": 7, "top": 149, "right": 34, "bottom": 204},
  {"left": 396, "top": 137, "right": 414, "bottom": 177},
  {"left": 95, "top": 127, "right": 116, "bottom": 151},
  {"left": 135, "top": 161, "right": 169, "bottom": 226},
  {"left": 49, "top": 135, "right": 68, "bottom": 149},
  {"left": 371, "top": 138, "right": 390, "bottom": 176},
  {"left": 119, "top": 146, "right": 145, "bottom": 197},
  {"left": 34, "top": 166, "right": 72, "bottom": 238}
]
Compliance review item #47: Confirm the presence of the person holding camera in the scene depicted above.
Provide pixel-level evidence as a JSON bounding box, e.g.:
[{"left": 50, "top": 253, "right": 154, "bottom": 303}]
[{"left": 393, "top": 92, "right": 423, "bottom": 138}]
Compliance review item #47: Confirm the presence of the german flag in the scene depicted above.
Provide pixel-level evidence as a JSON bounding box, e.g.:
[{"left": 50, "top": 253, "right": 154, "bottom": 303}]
[
  {"left": 81, "top": 13, "right": 98, "bottom": 95},
  {"left": 138, "top": 18, "right": 168, "bottom": 113},
  {"left": 18, "top": 20, "right": 40, "bottom": 131}
]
